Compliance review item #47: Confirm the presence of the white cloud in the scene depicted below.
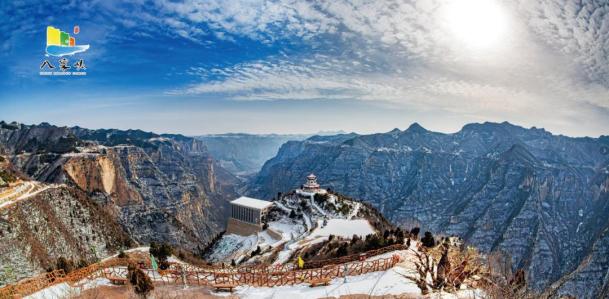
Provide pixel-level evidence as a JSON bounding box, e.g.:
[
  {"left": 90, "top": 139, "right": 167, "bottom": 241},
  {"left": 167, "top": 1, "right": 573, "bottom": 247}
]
[
  {"left": 157, "top": 0, "right": 609, "bottom": 136},
  {"left": 516, "top": 0, "right": 609, "bottom": 86},
  {"left": 154, "top": 0, "right": 340, "bottom": 42},
  {"left": 7, "top": 0, "right": 605, "bottom": 135}
]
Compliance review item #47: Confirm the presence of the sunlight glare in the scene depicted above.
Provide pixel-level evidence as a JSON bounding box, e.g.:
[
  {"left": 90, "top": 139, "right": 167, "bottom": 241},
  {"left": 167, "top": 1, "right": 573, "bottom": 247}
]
[{"left": 441, "top": 0, "right": 509, "bottom": 50}]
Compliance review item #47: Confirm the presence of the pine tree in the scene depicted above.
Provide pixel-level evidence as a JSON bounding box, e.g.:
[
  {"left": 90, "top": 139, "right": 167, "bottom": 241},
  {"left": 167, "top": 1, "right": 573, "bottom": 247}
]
[
  {"left": 421, "top": 231, "right": 436, "bottom": 248},
  {"left": 410, "top": 227, "right": 420, "bottom": 239}
]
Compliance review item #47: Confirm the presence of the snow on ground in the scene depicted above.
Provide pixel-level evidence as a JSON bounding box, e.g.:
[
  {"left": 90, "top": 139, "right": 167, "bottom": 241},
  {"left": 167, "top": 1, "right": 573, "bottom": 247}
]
[
  {"left": 219, "top": 267, "right": 421, "bottom": 299},
  {"left": 308, "top": 219, "right": 375, "bottom": 239},
  {"left": 77, "top": 277, "right": 115, "bottom": 289},
  {"left": 217, "top": 242, "right": 482, "bottom": 299},
  {"left": 309, "top": 194, "right": 327, "bottom": 216},
  {"left": 206, "top": 234, "right": 258, "bottom": 263},
  {"left": 258, "top": 230, "right": 282, "bottom": 247},
  {"left": 302, "top": 211, "right": 312, "bottom": 231},
  {"left": 268, "top": 219, "right": 305, "bottom": 242},
  {"left": 347, "top": 202, "right": 361, "bottom": 219},
  {"left": 273, "top": 201, "right": 292, "bottom": 213},
  {"left": 269, "top": 220, "right": 307, "bottom": 265},
  {"left": 25, "top": 282, "right": 73, "bottom": 299},
  {"left": 25, "top": 278, "right": 116, "bottom": 299},
  {"left": 272, "top": 219, "right": 376, "bottom": 266}
]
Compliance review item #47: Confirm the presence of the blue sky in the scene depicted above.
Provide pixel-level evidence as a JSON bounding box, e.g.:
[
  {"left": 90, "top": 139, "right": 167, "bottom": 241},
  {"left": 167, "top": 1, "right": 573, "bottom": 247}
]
[{"left": 1, "top": 0, "right": 608, "bottom": 136}]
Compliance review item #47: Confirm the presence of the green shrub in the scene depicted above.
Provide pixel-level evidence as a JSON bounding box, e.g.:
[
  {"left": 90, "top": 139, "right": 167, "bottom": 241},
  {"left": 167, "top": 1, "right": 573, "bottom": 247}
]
[{"left": 150, "top": 242, "right": 173, "bottom": 270}]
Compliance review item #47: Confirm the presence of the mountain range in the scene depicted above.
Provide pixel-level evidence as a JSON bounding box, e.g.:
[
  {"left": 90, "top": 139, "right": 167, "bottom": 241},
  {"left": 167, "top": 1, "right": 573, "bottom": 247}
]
[
  {"left": 2, "top": 120, "right": 609, "bottom": 298},
  {"left": 248, "top": 121, "right": 609, "bottom": 298}
]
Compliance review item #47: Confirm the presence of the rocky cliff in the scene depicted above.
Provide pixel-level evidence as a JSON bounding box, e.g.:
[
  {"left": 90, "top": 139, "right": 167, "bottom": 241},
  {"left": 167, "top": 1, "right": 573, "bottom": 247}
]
[
  {"left": 249, "top": 122, "right": 609, "bottom": 298},
  {"left": 0, "top": 121, "right": 240, "bottom": 252}
]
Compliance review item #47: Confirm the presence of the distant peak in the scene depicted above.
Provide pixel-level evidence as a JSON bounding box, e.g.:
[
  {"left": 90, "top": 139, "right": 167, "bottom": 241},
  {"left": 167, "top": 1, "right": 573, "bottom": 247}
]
[
  {"left": 405, "top": 122, "right": 427, "bottom": 133},
  {"left": 388, "top": 128, "right": 401, "bottom": 134},
  {"left": 461, "top": 121, "right": 522, "bottom": 132}
]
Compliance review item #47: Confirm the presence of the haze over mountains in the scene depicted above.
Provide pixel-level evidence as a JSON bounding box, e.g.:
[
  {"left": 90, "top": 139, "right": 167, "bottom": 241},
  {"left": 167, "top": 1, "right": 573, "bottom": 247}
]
[
  {"left": 195, "top": 133, "right": 311, "bottom": 177},
  {"left": 196, "top": 132, "right": 347, "bottom": 177}
]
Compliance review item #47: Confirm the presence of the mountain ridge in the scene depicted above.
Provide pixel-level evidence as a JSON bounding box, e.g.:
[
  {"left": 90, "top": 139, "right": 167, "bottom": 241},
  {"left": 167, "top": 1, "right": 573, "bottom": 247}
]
[{"left": 248, "top": 121, "right": 609, "bottom": 298}]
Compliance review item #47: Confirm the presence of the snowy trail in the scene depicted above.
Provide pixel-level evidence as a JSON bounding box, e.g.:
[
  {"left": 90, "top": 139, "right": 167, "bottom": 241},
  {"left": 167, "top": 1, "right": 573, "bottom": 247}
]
[
  {"left": 309, "top": 194, "right": 327, "bottom": 216},
  {"left": 302, "top": 211, "right": 312, "bottom": 231},
  {"left": 274, "top": 201, "right": 292, "bottom": 213}
]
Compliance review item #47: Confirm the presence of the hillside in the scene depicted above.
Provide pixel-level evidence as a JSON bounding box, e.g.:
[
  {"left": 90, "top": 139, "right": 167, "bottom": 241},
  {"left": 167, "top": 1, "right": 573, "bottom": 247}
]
[
  {"left": 248, "top": 121, "right": 609, "bottom": 298},
  {"left": 0, "top": 121, "right": 240, "bottom": 253},
  {"left": 0, "top": 182, "right": 131, "bottom": 286},
  {"left": 204, "top": 190, "right": 394, "bottom": 266}
]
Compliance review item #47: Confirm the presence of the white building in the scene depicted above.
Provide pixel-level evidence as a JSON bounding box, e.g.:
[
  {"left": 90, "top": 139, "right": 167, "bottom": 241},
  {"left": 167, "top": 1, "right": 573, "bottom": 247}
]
[{"left": 229, "top": 196, "right": 273, "bottom": 225}]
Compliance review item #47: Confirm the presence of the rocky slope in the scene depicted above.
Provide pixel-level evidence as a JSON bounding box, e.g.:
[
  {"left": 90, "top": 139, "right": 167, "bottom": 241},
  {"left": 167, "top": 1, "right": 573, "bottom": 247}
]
[
  {"left": 0, "top": 185, "right": 131, "bottom": 286},
  {"left": 248, "top": 122, "right": 609, "bottom": 298},
  {"left": 0, "top": 121, "right": 240, "bottom": 252}
]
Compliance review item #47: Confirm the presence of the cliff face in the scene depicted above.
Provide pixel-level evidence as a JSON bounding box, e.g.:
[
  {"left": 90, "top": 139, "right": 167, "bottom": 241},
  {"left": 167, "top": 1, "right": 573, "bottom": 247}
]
[
  {"left": 0, "top": 186, "right": 131, "bottom": 286},
  {"left": 249, "top": 122, "right": 609, "bottom": 298},
  {"left": 0, "top": 122, "right": 240, "bottom": 252}
]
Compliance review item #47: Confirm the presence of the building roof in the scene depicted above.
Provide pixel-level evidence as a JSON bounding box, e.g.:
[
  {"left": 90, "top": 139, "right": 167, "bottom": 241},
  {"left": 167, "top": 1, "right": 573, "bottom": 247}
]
[{"left": 230, "top": 196, "right": 274, "bottom": 210}]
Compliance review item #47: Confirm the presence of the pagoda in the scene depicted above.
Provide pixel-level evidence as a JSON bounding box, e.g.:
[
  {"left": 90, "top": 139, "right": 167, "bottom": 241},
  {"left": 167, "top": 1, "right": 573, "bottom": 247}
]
[
  {"left": 297, "top": 173, "right": 327, "bottom": 196},
  {"left": 303, "top": 173, "right": 320, "bottom": 192}
]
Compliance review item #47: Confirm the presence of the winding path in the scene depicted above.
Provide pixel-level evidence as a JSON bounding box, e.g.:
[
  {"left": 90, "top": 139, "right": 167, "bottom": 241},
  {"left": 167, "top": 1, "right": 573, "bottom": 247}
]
[{"left": 0, "top": 181, "right": 59, "bottom": 210}]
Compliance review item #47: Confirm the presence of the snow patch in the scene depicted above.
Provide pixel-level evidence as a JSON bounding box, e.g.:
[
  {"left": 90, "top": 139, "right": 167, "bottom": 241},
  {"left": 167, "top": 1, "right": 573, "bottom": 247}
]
[
  {"left": 224, "top": 267, "right": 420, "bottom": 299},
  {"left": 308, "top": 219, "right": 375, "bottom": 239}
]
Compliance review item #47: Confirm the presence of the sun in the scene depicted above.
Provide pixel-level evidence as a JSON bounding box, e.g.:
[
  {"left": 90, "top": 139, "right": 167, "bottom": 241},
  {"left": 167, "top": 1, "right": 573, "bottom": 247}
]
[{"left": 440, "top": 0, "right": 509, "bottom": 50}]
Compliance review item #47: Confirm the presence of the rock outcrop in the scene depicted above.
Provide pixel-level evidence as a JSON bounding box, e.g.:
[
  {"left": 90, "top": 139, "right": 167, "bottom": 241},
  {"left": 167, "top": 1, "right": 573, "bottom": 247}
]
[{"left": 249, "top": 122, "right": 609, "bottom": 298}]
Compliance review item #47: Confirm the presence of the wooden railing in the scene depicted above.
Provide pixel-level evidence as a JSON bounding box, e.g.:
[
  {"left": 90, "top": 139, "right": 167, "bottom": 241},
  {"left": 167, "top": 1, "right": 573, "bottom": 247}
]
[
  {"left": 0, "top": 270, "right": 65, "bottom": 299},
  {"left": 0, "top": 259, "right": 132, "bottom": 299},
  {"left": 0, "top": 245, "right": 406, "bottom": 298},
  {"left": 144, "top": 254, "right": 401, "bottom": 287}
]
